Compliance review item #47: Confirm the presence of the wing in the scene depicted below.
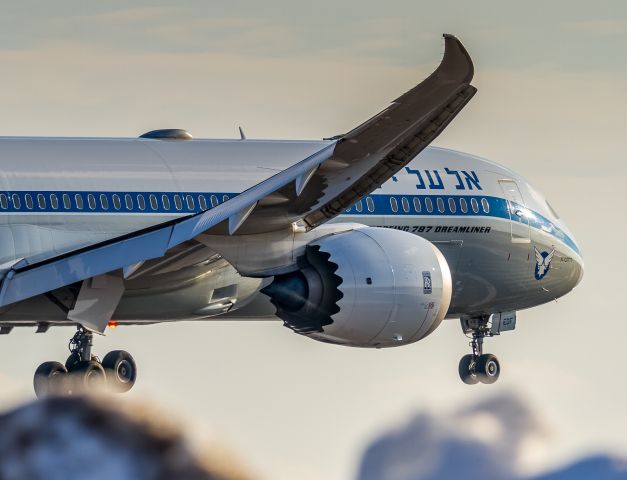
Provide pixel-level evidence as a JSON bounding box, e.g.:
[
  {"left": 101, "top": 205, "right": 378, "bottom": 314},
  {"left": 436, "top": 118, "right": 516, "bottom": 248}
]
[
  {"left": 193, "top": 33, "right": 476, "bottom": 235},
  {"left": 0, "top": 34, "right": 476, "bottom": 329}
]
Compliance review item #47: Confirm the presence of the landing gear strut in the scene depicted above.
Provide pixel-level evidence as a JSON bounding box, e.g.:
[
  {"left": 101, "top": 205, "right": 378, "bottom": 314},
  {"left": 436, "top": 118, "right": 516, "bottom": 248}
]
[
  {"left": 33, "top": 326, "right": 137, "bottom": 398},
  {"left": 458, "top": 315, "right": 501, "bottom": 385}
]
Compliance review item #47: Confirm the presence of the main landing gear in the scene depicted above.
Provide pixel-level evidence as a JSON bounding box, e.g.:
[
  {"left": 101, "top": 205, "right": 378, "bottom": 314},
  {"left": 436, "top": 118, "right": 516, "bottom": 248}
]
[
  {"left": 33, "top": 327, "right": 137, "bottom": 398},
  {"left": 458, "top": 315, "right": 501, "bottom": 385}
]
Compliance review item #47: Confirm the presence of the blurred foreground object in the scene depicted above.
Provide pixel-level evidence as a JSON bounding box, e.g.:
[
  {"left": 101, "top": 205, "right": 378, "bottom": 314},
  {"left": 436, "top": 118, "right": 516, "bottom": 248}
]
[
  {"left": 0, "top": 396, "right": 250, "bottom": 480},
  {"left": 357, "top": 393, "right": 627, "bottom": 480}
]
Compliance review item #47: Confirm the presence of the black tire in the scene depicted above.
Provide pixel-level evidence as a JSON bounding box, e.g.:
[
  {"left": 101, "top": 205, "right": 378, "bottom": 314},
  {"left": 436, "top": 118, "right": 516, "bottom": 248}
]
[
  {"left": 476, "top": 354, "right": 500, "bottom": 384},
  {"left": 65, "top": 352, "right": 81, "bottom": 371},
  {"left": 102, "top": 350, "right": 137, "bottom": 393},
  {"left": 34, "top": 361, "right": 68, "bottom": 398},
  {"left": 458, "top": 354, "right": 479, "bottom": 385},
  {"left": 71, "top": 360, "right": 106, "bottom": 392}
]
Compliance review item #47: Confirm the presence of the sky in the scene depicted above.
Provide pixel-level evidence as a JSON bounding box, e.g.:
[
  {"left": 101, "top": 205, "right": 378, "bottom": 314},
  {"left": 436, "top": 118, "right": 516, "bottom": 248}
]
[{"left": 0, "top": 1, "right": 626, "bottom": 479}]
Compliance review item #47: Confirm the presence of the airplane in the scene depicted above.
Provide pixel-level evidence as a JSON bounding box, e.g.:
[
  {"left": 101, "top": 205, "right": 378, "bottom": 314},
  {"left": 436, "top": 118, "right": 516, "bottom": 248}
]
[{"left": 0, "top": 35, "right": 583, "bottom": 397}]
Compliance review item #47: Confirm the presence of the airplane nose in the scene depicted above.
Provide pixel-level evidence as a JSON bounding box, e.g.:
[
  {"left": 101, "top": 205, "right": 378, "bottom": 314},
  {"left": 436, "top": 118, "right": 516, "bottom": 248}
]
[
  {"left": 555, "top": 221, "right": 583, "bottom": 290},
  {"left": 573, "top": 254, "right": 584, "bottom": 288}
]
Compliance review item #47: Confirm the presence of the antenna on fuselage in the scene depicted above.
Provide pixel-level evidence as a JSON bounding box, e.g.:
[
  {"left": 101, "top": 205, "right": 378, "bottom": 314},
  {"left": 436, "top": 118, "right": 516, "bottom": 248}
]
[{"left": 238, "top": 126, "right": 246, "bottom": 140}]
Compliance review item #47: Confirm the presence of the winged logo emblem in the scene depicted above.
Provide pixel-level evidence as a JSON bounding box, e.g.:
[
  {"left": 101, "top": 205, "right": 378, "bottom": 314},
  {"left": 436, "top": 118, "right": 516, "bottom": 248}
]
[{"left": 534, "top": 246, "right": 555, "bottom": 280}]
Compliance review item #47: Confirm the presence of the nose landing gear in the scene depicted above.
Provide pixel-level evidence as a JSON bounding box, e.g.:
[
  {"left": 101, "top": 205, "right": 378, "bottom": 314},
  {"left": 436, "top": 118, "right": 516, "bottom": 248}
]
[
  {"left": 458, "top": 315, "right": 501, "bottom": 385},
  {"left": 34, "top": 326, "right": 137, "bottom": 398}
]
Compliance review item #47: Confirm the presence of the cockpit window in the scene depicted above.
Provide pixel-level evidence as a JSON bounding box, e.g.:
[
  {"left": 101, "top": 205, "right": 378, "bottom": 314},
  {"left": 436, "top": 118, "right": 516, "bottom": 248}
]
[{"left": 546, "top": 200, "right": 560, "bottom": 219}]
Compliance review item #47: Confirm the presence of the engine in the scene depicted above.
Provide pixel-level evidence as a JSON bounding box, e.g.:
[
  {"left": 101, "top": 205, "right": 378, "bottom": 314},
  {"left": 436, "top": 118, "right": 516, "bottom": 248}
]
[{"left": 261, "top": 227, "right": 452, "bottom": 348}]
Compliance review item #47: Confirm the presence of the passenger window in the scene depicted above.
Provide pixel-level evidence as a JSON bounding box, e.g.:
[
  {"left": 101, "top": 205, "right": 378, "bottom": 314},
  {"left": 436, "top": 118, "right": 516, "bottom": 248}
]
[
  {"left": 401, "top": 197, "right": 410, "bottom": 213},
  {"left": 62, "top": 194, "right": 71, "bottom": 209},
  {"left": 210, "top": 195, "right": 218, "bottom": 207},
  {"left": 12, "top": 194, "right": 21, "bottom": 209},
  {"left": 448, "top": 197, "right": 456, "bottom": 213},
  {"left": 25, "top": 194, "right": 34, "bottom": 210},
  {"left": 137, "top": 194, "right": 146, "bottom": 211},
  {"left": 75, "top": 194, "right": 84, "bottom": 210},
  {"left": 425, "top": 197, "right": 433, "bottom": 213},
  {"left": 50, "top": 194, "right": 59, "bottom": 210},
  {"left": 413, "top": 197, "right": 421, "bottom": 213},
  {"left": 112, "top": 194, "right": 121, "bottom": 210},
  {"left": 481, "top": 198, "right": 490, "bottom": 213},
  {"left": 471, "top": 198, "right": 479, "bottom": 213},
  {"left": 186, "top": 195, "right": 194, "bottom": 210},
  {"left": 162, "top": 195, "right": 171, "bottom": 210},
  {"left": 198, "top": 195, "right": 208, "bottom": 211},
  {"left": 355, "top": 200, "right": 363, "bottom": 213},
  {"left": 390, "top": 197, "right": 398, "bottom": 213},
  {"left": 174, "top": 194, "right": 183, "bottom": 210},
  {"left": 149, "top": 194, "right": 158, "bottom": 210},
  {"left": 460, "top": 197, "right": 468, "bottom": 213},
  {"left": 99, "top": 194, "right": 109, "bottom": 210},
  {"left": 366, "top": 197, "right": 374, "bottom": 212},
  {"left": 223, "top": 194, "right": 230, "bottom": 203},
  {"left": 436, "top": 197, "right": 445, "bottom": 213},
  {"left": 88, "top": 194, "right": 96, "bottom": 210},
  {"left": 124, "top": 194, "right": 133, "bottom": 210},
  {"left": 0, "top": 194, "right": 7, "bottom": 209},
  {"left": 37, "top": 194, "right": 46, "bottom": 209}
]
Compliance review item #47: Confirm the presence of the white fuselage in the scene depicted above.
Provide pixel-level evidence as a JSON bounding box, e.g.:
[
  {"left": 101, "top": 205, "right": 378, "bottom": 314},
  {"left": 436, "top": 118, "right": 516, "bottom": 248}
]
[{"left": 0, "top": 138, "right": 583, "bottom": 325}]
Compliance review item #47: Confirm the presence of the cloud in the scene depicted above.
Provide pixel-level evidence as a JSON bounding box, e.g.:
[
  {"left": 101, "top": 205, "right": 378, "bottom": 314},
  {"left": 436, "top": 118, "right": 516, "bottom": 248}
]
[{"left": 356, "top": 393, "right": 627, "bottom": 480}]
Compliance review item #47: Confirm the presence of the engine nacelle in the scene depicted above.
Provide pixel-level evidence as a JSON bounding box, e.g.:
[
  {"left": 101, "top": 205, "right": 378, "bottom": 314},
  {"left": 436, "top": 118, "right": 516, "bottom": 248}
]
[{"left": 262, "top": 227, "right": 452, "bottom": 348}]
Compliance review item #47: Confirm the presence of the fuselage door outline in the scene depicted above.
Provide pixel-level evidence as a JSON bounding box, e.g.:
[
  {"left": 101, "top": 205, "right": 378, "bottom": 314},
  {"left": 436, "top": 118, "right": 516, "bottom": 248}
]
[{"left": 498, "top": 179, "right": 531, "bottom": 244}]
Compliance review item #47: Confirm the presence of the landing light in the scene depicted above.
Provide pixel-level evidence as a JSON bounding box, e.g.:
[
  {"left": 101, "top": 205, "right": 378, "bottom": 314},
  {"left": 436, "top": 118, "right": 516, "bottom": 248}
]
[{"left": 107, "top": 320, "right": 118, "bottom": 329}]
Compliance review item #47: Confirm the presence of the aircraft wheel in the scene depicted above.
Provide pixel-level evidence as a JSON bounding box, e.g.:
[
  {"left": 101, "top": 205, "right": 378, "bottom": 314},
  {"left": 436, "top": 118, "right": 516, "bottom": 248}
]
[
  {"left": 34, "top": 361, "right": 68, "bottom": 398},
  {"left": 458, "top": 354, "right": 479, "bottom": 385},
  {"left": 476, "top": 354, "right": 500, "bottom": 384},
  {"left": 70, "top": 360, "right": 107, "bottom": 392},
  {"left": 65, "top": 352, "right": 81, "bottom": 371},
  {"left": 102, "top": 350, "right": 137, "bottom": 393}
]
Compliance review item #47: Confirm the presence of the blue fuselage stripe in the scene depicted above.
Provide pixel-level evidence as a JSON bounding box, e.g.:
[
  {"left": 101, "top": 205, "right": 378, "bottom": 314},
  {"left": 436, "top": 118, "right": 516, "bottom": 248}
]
[{"left": 0, "top": 191, "right": 580, "bottom": 255}]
